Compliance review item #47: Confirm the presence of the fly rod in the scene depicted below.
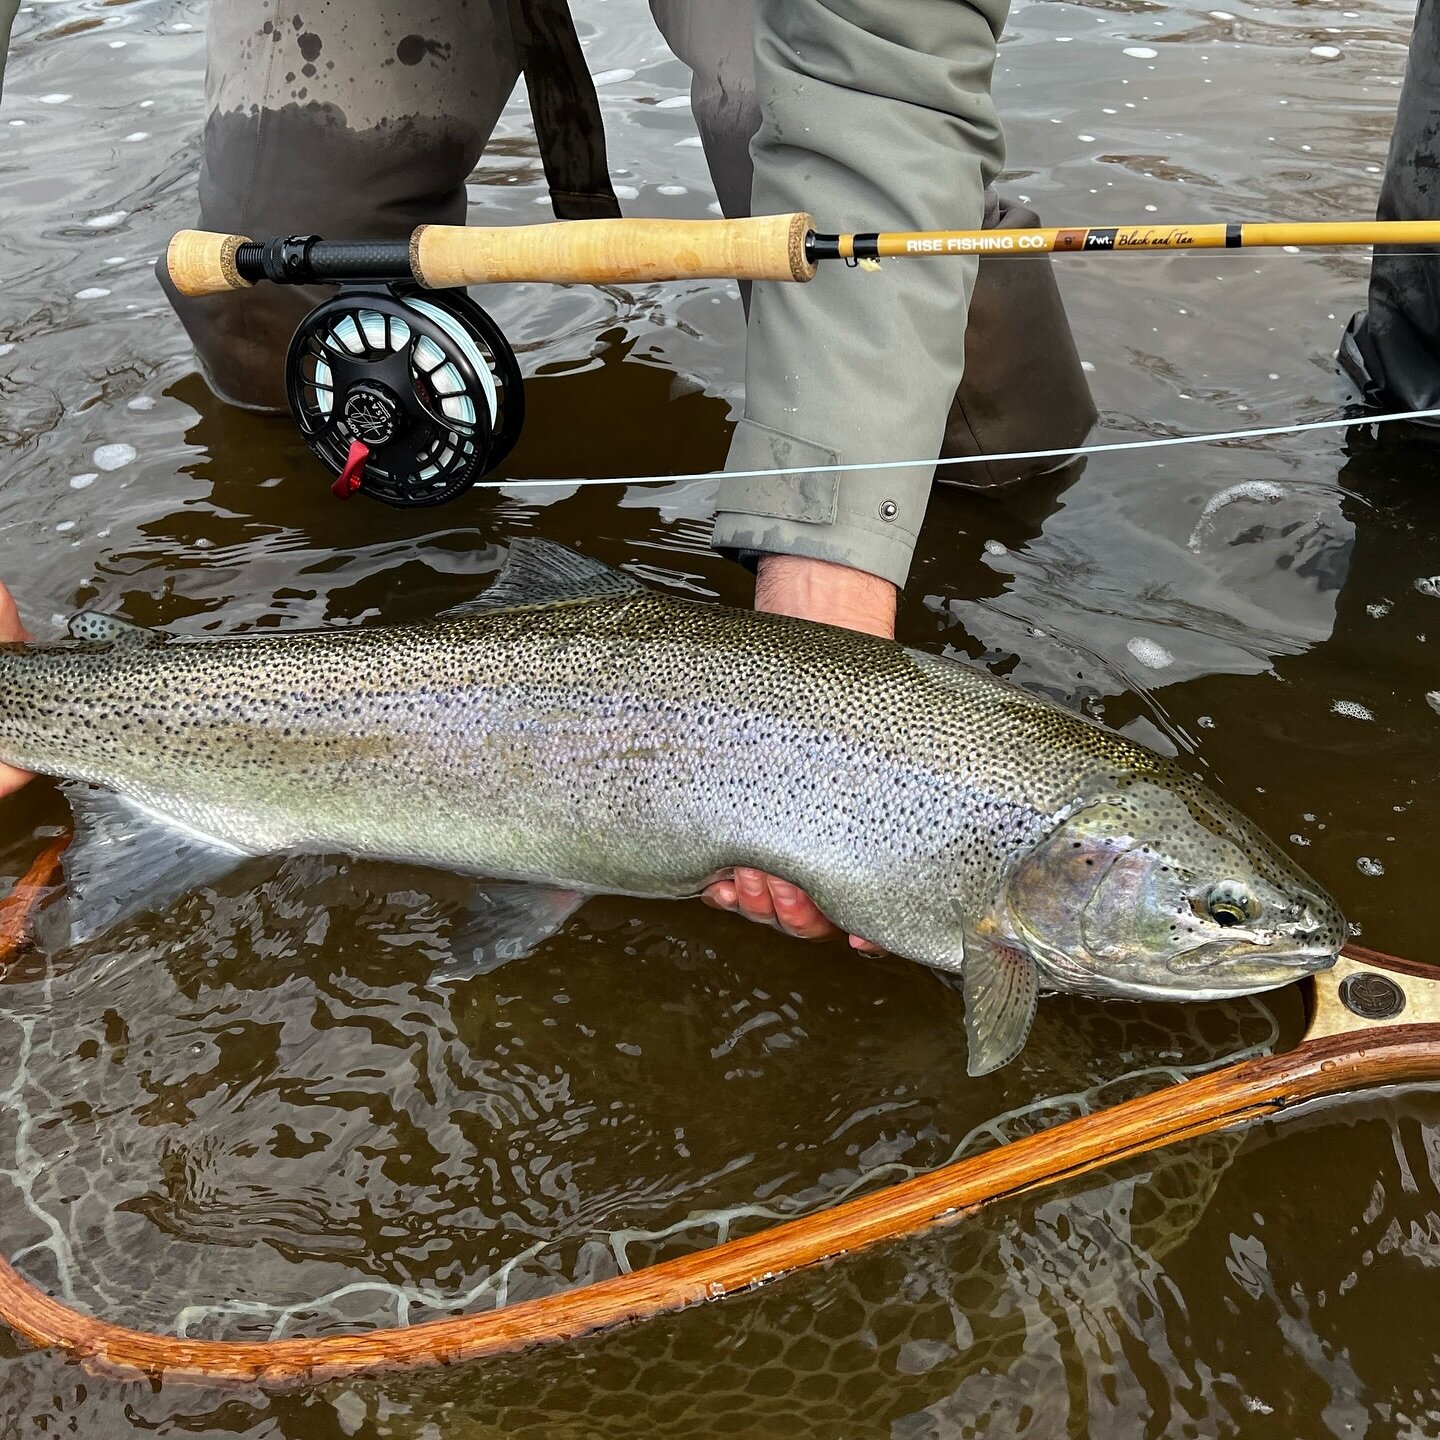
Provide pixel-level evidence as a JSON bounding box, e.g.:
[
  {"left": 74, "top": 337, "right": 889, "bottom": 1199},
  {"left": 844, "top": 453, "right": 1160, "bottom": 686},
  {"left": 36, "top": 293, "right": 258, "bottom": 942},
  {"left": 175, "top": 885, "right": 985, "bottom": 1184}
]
[
  {"left": 165, "top": 216, "right": 1440, "bottom": 295},
  {"left": 163, "top": 213, "right": 1440, "bottom": 508},
  {"left": 0, "top": 837, "right": 1436, "bottom": 1386}
]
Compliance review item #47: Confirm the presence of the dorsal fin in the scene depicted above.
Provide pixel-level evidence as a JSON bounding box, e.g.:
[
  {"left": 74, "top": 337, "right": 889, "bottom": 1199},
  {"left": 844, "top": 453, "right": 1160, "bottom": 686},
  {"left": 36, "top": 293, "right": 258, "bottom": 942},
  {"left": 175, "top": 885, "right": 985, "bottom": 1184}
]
[
  {"left": 67, "top": 612, "right": 162, "bottom": 649},
  {"left": 445, "top": 539, "right": 644, "bottom": 616}
]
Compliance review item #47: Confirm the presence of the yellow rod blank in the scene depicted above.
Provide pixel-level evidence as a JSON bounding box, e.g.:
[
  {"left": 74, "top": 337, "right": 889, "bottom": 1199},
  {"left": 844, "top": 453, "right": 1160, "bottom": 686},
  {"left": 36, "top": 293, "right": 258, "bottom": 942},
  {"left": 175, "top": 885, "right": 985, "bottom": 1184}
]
[{"left": 860, "top": 220, "right": 1440, "bottom": 258}]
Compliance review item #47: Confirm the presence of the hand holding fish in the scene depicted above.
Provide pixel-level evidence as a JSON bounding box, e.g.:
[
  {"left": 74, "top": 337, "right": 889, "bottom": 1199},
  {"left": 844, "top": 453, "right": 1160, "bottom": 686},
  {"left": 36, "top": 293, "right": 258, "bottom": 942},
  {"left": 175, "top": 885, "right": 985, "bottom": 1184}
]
[
  {"left": 0, "top": 583, "right": 32, "bottom": 799},
  {"left": 702, "top": 554, "right": 897, "bottom": 957}
]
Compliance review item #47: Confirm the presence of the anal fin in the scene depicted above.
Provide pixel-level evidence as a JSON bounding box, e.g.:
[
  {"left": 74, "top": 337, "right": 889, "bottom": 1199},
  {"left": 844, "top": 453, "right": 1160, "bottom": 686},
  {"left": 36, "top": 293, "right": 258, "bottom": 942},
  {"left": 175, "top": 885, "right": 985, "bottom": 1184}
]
[{"left": 432, "top": 882, "right": 587, "bottom": 982}]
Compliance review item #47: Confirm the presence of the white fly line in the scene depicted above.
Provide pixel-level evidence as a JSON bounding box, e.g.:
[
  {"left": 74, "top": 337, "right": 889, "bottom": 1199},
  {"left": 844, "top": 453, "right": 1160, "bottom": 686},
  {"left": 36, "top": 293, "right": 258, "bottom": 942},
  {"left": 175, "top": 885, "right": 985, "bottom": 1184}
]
[{"left": 482, "top": 405, "right": 1440, "bottom": 490}]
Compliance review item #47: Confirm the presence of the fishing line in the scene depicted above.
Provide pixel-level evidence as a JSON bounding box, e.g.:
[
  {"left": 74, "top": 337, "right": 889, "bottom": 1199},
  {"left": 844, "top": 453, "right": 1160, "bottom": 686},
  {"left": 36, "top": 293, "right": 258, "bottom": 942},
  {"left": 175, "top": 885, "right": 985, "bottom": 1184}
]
[{"left": 477, "top": 404, "right": 1440, "bottom": 492}]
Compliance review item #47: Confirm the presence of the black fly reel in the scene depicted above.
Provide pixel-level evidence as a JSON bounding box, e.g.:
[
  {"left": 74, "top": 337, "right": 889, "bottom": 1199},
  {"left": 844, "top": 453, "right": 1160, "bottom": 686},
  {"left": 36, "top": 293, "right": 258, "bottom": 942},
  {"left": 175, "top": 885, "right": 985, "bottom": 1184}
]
[{"left": 285, "top": 284, "right": 524, "bottom": 507}]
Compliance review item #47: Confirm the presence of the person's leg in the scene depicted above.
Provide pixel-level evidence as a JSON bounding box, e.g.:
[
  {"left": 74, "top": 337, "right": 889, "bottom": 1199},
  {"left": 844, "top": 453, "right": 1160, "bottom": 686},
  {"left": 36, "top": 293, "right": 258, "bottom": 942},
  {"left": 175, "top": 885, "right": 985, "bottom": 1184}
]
[
  {"left": 0, "top": 0, "right": 20, "bottom": 103},
  {"left": 1339, "top": 0, "right": 1440, "bottom": 418},
  {"left": 162, "top": 0, "right": 522, "bottom": 412},
  {"left": 650, "top": 0, "right": 1092, "bottom": 491},
  {"left": 648, "top": 0, "right": 759, "bottom": 222}
]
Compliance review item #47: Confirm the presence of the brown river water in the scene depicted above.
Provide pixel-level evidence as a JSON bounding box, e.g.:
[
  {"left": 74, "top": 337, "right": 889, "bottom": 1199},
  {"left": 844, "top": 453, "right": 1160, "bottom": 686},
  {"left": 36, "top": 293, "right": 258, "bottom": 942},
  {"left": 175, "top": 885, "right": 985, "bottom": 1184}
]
[{"left": 1, "top": 0, "right": 1439, "bottom": 1434}]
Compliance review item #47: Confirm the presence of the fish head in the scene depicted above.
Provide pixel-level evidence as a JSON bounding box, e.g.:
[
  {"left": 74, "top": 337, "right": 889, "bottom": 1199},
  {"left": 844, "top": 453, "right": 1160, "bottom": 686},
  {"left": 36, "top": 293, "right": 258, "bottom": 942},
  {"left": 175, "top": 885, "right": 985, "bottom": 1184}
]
[{"left": 1003, "top": 777, "right": 1344, "bottom": 1002}]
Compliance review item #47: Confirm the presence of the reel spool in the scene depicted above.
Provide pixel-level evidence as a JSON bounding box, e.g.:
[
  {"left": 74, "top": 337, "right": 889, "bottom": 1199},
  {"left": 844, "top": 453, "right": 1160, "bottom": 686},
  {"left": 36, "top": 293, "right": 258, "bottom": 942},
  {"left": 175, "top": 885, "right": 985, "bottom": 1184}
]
[{"left": 285, "top": 284, "right": 524, "bottom": 507}]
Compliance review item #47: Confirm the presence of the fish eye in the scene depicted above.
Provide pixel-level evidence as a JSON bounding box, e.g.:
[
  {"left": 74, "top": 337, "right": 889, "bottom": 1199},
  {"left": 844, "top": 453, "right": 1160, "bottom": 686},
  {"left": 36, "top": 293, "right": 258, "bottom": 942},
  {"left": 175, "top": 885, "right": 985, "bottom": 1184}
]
[{"left": 1203, "top": 880, "right": 1259, "bottom": 928}]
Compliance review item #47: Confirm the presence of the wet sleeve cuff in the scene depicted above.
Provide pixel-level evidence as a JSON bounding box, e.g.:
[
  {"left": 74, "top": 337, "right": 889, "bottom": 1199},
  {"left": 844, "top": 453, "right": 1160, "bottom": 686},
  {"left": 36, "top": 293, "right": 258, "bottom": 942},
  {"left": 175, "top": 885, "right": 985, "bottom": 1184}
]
[{"left": 710, "top": 419, "right": 929, "bottom": 590}]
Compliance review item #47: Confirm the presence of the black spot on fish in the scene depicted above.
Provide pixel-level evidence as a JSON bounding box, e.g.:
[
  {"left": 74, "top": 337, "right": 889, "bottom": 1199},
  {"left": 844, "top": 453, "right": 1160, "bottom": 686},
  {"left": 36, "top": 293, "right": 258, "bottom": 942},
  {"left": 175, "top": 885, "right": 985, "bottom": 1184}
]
[
  {"left": 297, "top": 31, "right": 322, "bottom": 62},
  {"left": 301, "top": 63, "right": 316, "bottom": 78},
  {"left": 396, "top": 33, "right": 449, "bottom": 65}
]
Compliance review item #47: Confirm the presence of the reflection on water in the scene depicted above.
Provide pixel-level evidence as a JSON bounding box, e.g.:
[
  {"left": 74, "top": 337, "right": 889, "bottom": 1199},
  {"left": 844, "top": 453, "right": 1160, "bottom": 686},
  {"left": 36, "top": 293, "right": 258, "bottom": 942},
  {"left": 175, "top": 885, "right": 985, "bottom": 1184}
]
[{"left": 1, "top": 0, "right": 1438, "bottom": 1433}]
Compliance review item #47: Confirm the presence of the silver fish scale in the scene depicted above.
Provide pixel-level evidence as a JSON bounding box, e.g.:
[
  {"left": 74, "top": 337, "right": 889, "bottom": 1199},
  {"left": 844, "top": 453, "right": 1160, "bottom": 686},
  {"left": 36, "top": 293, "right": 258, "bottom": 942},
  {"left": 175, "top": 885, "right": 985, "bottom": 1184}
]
[{"left": 0, "top": 590, "right": 1187, "bottom": 968}]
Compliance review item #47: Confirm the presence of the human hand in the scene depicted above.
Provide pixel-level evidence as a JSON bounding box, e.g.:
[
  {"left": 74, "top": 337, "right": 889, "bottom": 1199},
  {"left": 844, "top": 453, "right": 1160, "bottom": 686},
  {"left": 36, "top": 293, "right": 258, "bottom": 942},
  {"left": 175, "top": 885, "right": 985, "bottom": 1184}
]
[
  {"left": 703, "top": 554, "right": 896, "bottom": 956},
  {"left": 0, "top": 583, "right": 33, "bottom": 799}
]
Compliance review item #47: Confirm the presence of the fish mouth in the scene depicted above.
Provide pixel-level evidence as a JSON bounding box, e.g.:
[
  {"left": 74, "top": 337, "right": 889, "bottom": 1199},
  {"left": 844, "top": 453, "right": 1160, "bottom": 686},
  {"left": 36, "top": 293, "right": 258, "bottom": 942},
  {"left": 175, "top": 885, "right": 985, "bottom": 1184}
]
[
  {"left": 1163, "top": 935, "right": 1339, "bottom": 989},
  {"left": 1072, "top": 948, "right": 1336, "bottom": 1004}
]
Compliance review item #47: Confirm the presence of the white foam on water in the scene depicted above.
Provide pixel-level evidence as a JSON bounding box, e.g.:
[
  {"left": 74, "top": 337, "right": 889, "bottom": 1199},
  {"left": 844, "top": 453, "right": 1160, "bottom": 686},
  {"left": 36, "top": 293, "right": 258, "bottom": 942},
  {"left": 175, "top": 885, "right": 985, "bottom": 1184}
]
[
  {"left": 1210, "top": 10, "right": 1236, "bottom": 18},
  {"left": 54, "top": 521, "right": 75, "bottom": 533},
  {"left": 657, "top": 184, "right": 687, "bottom": 195},
  {"left": 613, "top": 184, "right": 640, "bottom": 201},
  {"left": 74, "top": 287, "right": 110, "bottom": 300},
  {"left": 1123, "top": 46, "right": 1158, "bottom": 58},
  {"left": 68, "top": 473, "right": 97, "bottom": 490},
  {"left": 591, "top": 68, "right": 635, "bottom": 85},
  {"left": 85, "top": 211, "right": 127, "bottom": 229},
  {"left": 92, "top": 443, "right": 136, "bottom": 471},
  {"left": 1427, "top": 691, "right": 1440, "bottom": 715},
  {"left": 1310, "top": 44, "right": 1341, "bottom": 57},
  {"left": 1126, "top": 636, "right": 1174, "bottom": 669},
  {"left": 1356, "top": 856, "right": 1385, "bottom": 877},
  {"left": 1187, "top": 479, "right": 1286, "bottom": 549},
  {"left": 0, "top": 344, "right": 13, "bottom": 358},
  {"left": 126, "top": 396, "right": 157, "bottom": 411},
  {"left": 1078, "top": 133, "right": 1095, "bottom": 141},
  {"left": 1331, "top": 699, "right": 1373, "bottom": 721},
  {"left": 38, "top": 93, "right": 72, "bottom": 104},
  {"left": 674, "top": 136, "right": 703, "bottom": 148},
  {"left": 123, "top": 131, "right": 149, "bottom": 142},
  {"left": 983, "top": 539, "right": 1008, "bottom": 556},
  {"left": 1413, "top": 576, "right": 1440, "bottom": 597},
  {"left": 654, "top": 95, "right": 690, "bottom": 109}
]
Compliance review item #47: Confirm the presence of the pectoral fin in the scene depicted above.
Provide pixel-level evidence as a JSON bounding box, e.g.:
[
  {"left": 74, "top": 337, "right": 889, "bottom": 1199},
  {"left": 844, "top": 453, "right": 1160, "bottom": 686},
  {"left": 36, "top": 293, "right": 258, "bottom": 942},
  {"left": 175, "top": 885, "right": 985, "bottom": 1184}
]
[
  {"left": 961, "top": 933, "right": 1041, "bottom": 1077},
  {"left": 432, "top": 882, "right": 587, "bottom": 982},
  {"left": 55, "top": 784, "right": 253, "bottom": 946}
]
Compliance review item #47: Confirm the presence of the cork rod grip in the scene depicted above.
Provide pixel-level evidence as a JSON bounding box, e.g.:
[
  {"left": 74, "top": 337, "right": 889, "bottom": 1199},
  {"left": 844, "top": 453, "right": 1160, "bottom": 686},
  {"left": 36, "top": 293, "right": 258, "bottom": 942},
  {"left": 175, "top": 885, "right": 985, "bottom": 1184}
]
[
  {"left": 166, "top": 230, "right": 255, "bottom": 297},
  {"left": 412, "top": 212, "right": 817, "bottom": 287}
]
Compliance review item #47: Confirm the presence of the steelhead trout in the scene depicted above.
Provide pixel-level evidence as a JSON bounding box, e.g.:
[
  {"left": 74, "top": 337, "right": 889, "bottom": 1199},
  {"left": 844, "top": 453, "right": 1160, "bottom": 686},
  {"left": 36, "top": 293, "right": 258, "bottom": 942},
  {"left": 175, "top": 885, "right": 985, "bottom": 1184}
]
[{"left": 0, "top": 539, "right": 1344, "bottom": 1074}]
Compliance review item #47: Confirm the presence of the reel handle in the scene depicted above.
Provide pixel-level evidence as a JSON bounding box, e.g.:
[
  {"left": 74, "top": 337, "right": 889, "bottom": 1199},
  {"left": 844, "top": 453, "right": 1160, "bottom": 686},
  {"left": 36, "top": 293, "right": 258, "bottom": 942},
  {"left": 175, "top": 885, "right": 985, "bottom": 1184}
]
[{"left": 165, "top": 212, "right": 818, "bottom": 297}]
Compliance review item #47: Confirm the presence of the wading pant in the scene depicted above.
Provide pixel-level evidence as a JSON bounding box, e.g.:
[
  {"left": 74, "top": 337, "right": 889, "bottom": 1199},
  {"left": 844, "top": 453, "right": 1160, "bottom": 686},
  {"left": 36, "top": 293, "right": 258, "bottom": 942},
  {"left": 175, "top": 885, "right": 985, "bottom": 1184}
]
[
  {"left": 167, "top": 0, "right": 1094, "bottom": 586},
  {"left": 1339, "top": 0, "right": 1440, "bottom": 425},
  {"left": 0, "top": 0, "right": 19, "bottom": 102}
]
